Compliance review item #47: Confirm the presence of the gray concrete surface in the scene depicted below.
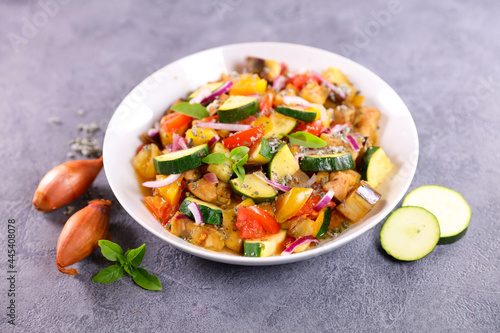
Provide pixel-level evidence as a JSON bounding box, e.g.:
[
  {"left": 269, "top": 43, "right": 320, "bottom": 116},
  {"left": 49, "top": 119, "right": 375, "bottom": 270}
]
[{"left": 1, "top": 0, "right": 499, "bottom": 332}]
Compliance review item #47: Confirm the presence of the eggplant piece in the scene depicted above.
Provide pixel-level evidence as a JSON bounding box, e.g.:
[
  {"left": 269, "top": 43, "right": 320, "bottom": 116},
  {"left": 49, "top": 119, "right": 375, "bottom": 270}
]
[
  {"left": 336, "top": 181, "right": 381, "bottom": 222},
  {"left": 246, "top": 56, "right": 265, "bottom": 74},
  {"left": 169, "top": 212, "right": 225, "bottom": 251}
]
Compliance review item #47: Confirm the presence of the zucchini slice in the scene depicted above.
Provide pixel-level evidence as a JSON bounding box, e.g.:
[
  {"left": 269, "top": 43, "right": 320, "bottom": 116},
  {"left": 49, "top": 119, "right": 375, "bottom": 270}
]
[
  {"left": 217, "top": 96, "right": 258, "bottom": 123},
  {"left": 299, "top": 152, "right": 354, "bottom": 172},
  {"left": 248, "top": 138, "right": 285, "bottom": 165},
  {"left": 263, "top": 113, "right": 298, "bottom": 139},
  {"left": 268, "top": 145, "right": 300, "bottom": 182},
  {"left": 402, "top": 185, "right": 471, "bottom": 244},
  {"left": 188, "top": 81, "right": 224, "bottom": 101},
  {"left": 229, "top": 172, "right": 277, "bottom": 203},
  {"left": 276, "top": 105, "right": 317, "bottom": 122},
  {"left": 243, "top": 229, "right": 287, "bottom": 257},
  {"left": 380, "top": 206, "right": 440, "bottom": 261},
  {"left": 312, "top": 207, "right": 332, "bottom": 239},
  {"left": 153, "top": 144, "right": 209, "bottom": 175},
  {"left": 359, "top": 146, "right": 394, "bottom": 188},
  {"left": 179, "top": 197, "right": 223, "bottom": 226}
]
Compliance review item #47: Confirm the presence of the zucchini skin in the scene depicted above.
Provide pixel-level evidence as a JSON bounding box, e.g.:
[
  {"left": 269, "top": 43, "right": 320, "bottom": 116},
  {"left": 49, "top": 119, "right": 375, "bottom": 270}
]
[
  {"left": 218, "top": 100, "right": 258, "bottom": 123},
  {"left": 359, "top": 146, "right": 379, "bottom": 180},
  {"left": 299, "top": 152, "right": 354, "bottom": 172},
  {"left": 276, "top": 105, "right": 317, "bottom": 122},
  {"left": 153, "top": 145, "right": 209, "bottom": 175},
  {"left": 179, "top": 198, "right": 223, "bottom": 226}
]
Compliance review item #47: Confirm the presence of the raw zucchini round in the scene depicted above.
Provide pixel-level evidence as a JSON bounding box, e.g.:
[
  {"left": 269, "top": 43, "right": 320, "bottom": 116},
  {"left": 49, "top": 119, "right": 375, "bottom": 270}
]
[
  {"left": 380, "top": 206, "right": 440, "bottom": 261},
  {"left": 299, "top": 152, "right": 354, "bottom": 172},
  {"left": 153, "top": 144, "right": 209, "bottom": 175},
  {"left": 276, "top": 105, "right": 317, "bottom": 122},
  {"left": 402, "top": 185, "right": 471, "bottom": 244}
]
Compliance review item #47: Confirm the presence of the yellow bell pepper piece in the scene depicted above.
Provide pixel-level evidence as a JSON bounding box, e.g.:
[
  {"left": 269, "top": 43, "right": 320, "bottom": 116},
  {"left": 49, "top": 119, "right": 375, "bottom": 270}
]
[
  {"left": 155, "top": 175, "right": 184, "bottom": 204},
  {"left": 351, "top": 94, "right": 364, "bottom": 107},
  {"left": 274, "top": 188, "right": 313, "bottom": 223},
  {"left": 237, "top": 198, "right": 255, "bottom": 207},
  {"left": 229, "top": 74, "right": 267, "bottom": 95},
  {"left": 185, "top": 125, "right": 218, "bottom": 146},
  {"left": 252, "top": 116, "right": 274, "bottom": 135}
]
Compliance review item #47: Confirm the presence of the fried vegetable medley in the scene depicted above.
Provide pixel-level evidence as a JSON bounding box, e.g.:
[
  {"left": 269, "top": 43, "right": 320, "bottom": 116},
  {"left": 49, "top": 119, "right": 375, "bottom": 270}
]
[{"left": 133, "top": 56, "right": 394, "bottom": 257}]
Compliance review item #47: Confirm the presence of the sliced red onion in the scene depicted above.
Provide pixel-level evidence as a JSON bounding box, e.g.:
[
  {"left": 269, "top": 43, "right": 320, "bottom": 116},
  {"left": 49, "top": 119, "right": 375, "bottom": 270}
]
[
  {"left": 281, "top": 236, "right": 319, "bottom": 255},
  {"left": 142, "top": 174, "right": 181, "bottom": 188},
  {"left": 196, "top": 122, "right": 252, "bottom": 131},
  {"left": 187, "top": 201, "right": 203, "bottom": 225},
  {"left": 325, "top": 123, "right": 350, "bottom": 134},
  {"left": 147, "top": 122, "right": 160, "bottom": 137},
  {"left": 303, "top": 173, "right": 317, "bottom": 188},
  {"left": 189, "top": 88, "right": 212, "bottom": 105},
  {"left": 207, "top": 135, "right": 220, "bottom": 147},
  {"left": 310, "top": 72, "right": 346, "bottom": 99},
  {"left": 254, "top": 172, "right": 291, "bottom": 192},
  {"left": 200, "top": 81, "right": 233, "bottom": 105},
  {"left": 203, "top": 172, "right": 219, "bottom": 184},
  {"left": 172, "top": 133, "right": 187, "bottom": 152},
  {"left": 280, "top": 62, "right": 288, "bottom": 75},
  {"left": 283, "top": 96, "right": 311, "bottom": 108},
  {"left": 346, "top": 134, "right": 360, "bottom": 151},
  {"left": 314, "top": 189, "right": 335, "bottom": 212},
  {"left": 272, "top": 75, "right": 286, "bottom": 91}
]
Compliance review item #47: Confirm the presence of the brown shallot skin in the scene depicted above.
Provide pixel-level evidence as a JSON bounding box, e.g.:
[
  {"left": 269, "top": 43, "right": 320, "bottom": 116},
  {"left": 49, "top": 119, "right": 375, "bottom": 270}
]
[
  {"left": 56, "top": 199, "right": 111, "bottom": 275},
  {"left": 33, "top": 156, "right": 103, "bottom": 212}
]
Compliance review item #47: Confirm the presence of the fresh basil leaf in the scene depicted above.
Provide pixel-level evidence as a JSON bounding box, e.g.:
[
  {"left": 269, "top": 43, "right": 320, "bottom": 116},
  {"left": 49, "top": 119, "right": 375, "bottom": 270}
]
[
  {"left": 229, "top": 146, "right": 250, "bottom": 161},
  {"left": 171, "top": 102, "right": 209, "bottom": 119},
  {"left": 232, "top": 154, "right": 248, "bottom": 182},
  {"left": 132, "top": 267, "right": 162, "bottom": 291},
  {"left": 202, "top": 153, "right": 228, "bottom": 165},
  {"left": 98, "top": 240, "right": 123, "bottom": 261},
  {"left": 125, "top": 244, "right": 146, "bottom": 268},
  {"left": 286, "top": 131, "right": 326, "bottom": 148},
  {"left": 92, "top": 264, "right": 124, "bottom": 284},
  {"left": 123, "top": 263, "right": 134, "bottom": 276}
]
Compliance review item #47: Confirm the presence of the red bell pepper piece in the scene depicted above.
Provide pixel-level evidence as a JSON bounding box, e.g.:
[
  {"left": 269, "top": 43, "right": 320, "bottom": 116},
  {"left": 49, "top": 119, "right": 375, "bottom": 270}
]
[
  {"left": 236, "top": 205, "right": 281, "bottom": 239},
  {"left": 287, "top": 74, "right": 321, "bottom": 90},
  {"left": 221, "top": 126, "right": 264, "bottom": 150},
  {"left": 160, "top": 112, "right": 192, "bottom": 133},
  {"left": 259, "top": 90, "right": 275, "bottom": 117},
  {"left": 293, "top": 120, "right": 324, "bottom": 136}
]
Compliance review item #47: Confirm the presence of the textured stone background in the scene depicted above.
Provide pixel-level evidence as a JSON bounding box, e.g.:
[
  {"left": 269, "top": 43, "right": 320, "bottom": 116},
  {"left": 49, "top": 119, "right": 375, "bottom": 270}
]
[{"left": 1, "top": 0, "right": 499, "bottom": 332}]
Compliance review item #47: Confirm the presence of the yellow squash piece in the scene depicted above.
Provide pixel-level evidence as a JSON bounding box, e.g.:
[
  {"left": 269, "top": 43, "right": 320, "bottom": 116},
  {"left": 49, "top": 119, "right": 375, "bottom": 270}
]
[
  {"left": 274, "top": 188, "right": 313, "bottom": 223},
  {"left": 229, "top": 74, "right": 267, "bottom": 95}
]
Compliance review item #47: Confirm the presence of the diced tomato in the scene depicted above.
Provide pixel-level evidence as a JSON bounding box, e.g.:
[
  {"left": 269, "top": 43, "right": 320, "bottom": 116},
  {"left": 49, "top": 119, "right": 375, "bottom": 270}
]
[
  {"left": 221, "top": 126, "right": 264, "bottom": 150},
  {"left": 145, "top": 196, "right": 179, "bottom": 226},
  {"left": 199, "top": 115, "right": 218, "bottom": 123},
  {"left": 294, "top": 190, "right": 336, "bottom": 218},
  {"left": 160, "top": 112, "right": 192, "bottom": 133},
  {"left": 238, "top": 115, "right": 257, "bottom": 125},
  {"left": 293, "top": 120, "right": 324, "bottom": 136},
  {"left": 287, "top": 74, "right": 321, "bottom": 90},
  {"left": 236, "top": 206, "right": 281, "bottom": 239},
  {"left": 259, "top": 90, "right": 275, "bottom": 116}
]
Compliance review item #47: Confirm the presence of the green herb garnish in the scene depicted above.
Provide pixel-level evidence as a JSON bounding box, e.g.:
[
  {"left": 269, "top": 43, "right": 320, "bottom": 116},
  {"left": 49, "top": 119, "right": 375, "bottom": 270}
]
[
  {"left": 286, "top": 131, "right": 326, "bottom": 148},
  {"left": 171, "top": 102, "right": 209, "bottom": 119},
  {"left": 202, "top": 146, "right": 250, "bottom": 181},
  {"left": 92, "top": 240, "right": 162, "bottom": 291}
]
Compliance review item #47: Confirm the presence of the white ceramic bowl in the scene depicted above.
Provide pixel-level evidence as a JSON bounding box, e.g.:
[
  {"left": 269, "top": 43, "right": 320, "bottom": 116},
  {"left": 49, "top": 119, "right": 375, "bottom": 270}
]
[{"left": 103, "top": 42, "right": 418, "bottom": 266}]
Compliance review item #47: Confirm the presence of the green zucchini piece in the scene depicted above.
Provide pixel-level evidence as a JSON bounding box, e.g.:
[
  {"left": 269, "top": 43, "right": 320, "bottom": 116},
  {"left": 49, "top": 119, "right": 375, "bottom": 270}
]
[
  {"left": 359, "top": 146, "right": 394, "bottom": 188},
  {"left": 402, "top": 185, "right": 471, "bottom": 244},
  {"left": 248, "top": 138, "right": 285, "bottom": 164},
  {"left": 153, "top": 144, "right": 209, "bottom": 175},
  {"left": 313, "top": 207, "right": 332, "bottom": 239},
  {"left": 188, "top": 81, "right": 224, "bottom": 101},
  {"left": 299, "top": 152, "right": 354, "bottom": 172},
  {"left": 178, "top": 197, "right": 223, "bottom": 226},
  {"left": 263, "top": 113, "right": 298, "bottom": 139},
  {"left": 206, "top": 142, "right": 233, "bottom": 182},
  {"left": 380, "top": 206, "right": 440, "bottom": 261},
  {"left": 218, "top": 96, "right": 258, "bottom": 123},
  {"left": 268, "top": 145, "right": 300, "bottom": 182},
  {"left": 243, "top": 229, "right": 287, "bottom": 257},
  {"left": 229, "top": 172, "right": 277, "bottom": 203},
  {"left": 276, "top": 105, "right": 317, "bottom": 122}
]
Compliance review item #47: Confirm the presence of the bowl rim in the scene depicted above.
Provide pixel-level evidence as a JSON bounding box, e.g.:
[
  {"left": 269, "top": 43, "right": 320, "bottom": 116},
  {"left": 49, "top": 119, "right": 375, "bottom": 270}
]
[{"left": 103, "top": 41, "right": 419, "bottom": 266}]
